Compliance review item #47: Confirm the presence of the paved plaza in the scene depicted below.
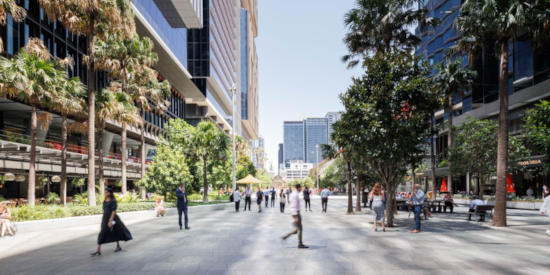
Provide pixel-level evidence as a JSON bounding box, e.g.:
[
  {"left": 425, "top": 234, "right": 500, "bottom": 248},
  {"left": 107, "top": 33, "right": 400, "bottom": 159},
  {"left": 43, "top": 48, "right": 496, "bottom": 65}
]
[{"left": 1, "top": 196, "right": 550, "bottom": 274}]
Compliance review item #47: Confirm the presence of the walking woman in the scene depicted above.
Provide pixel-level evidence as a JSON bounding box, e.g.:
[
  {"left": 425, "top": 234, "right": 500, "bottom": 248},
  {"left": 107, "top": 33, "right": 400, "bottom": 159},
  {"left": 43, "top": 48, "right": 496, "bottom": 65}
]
[
  {"left": 91, "top": 187, "right": 132, "bottom": 256},
  {"left": 369, "top": 183, "right": 386, "bottom": 232},
  {"left": 279, "top": 189, "right": 286, "bottom": 213},
  {"left": 256, "top": 187, "right": 263, "bottom": 212}
]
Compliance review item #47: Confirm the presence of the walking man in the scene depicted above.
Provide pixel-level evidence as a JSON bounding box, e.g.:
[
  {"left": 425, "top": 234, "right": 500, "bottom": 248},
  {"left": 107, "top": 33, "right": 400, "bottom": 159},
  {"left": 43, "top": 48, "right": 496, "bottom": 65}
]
[
  {"left": 176, "top": 183, "right": 190, "bottom": 230},
  {"left": 234, "top": 188, "right": 241, "bottom": 212},
  {"left": 282, "top": 184, "right": 308, "bottom": 249},
  {"left": 303, "top": 186, "right": 312, "bottom": 212},
  {"left": 264, "top": 188, "right": 270, "bottom": 208},
  {"left": 256, "top": 187, "right": 263, "bottom": 212},
  {"left": 409, "top": 184, "right": 425, "bottom": 233},
  {"left": 244, "top": 186, "right": 252, "bottom": 211},
  {"left": 320, "top": 187, "right": 332, "bottom": 213},
  {"left": 271, "top": 187, "right": 276, "bottom": 207}
]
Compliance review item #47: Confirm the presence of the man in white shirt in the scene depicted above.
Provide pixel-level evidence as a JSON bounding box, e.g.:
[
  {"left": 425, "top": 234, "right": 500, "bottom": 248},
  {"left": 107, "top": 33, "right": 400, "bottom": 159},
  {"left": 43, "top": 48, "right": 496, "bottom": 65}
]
[
  {"left": 282, "top": 184, "right": 308, "bottom": 249},
  {"left": 244, "top": 186, "right": 252, "bottom": 211},
  {"left": 320, "top": 187, "right": 332, "bottom": 213},
  {"left": 233, "top": 188, "right": 241, "bottom": 212}
]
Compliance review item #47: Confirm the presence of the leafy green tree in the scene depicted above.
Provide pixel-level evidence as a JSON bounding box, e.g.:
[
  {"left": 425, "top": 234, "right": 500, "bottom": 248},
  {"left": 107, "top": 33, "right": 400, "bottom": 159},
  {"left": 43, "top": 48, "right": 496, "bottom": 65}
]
[
  {"left": 454, "top": 0, "right": 550, "bottom": 227},
  {"left": 448, "top": 118, "right": 529, "bottom": 197},
  {"left": 338, "top": 50, "right": 439, "bottom": 226},
  {"left": 330, "top": 121, "right": 355, "bottom": 214},
  {"left": 524, "top": 100, "right": 550, "bottom": 174},
  {"left": 40, "top": 0, "right": 135, "bottom": 206},
  {"left": 0, "top": 39, "right": 66, "bottom": 206},
  {"left": 433, "top": 59, "right": 476, "bottom": 192},
  {"left": 343, "top": 0, "right": 437, "bottom": 67}
]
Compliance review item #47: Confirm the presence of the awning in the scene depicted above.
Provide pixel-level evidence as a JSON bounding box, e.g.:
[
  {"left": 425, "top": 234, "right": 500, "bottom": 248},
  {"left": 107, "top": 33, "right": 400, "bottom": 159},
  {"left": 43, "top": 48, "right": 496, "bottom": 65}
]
[{"left": 236, "top": 175, "right": 264, "bottom": 185}]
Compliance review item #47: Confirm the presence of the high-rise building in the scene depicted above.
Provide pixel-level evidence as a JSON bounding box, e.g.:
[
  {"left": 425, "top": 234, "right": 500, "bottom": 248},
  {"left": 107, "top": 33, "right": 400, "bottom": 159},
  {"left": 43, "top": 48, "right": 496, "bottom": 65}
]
[
  {"left": 278, "top": 143, "right": 284, "bottom": 176},
  {"left": 325, "top": 112, "right": 342, "bottom": 143},
  {"left": 417, "top": 0, "right": 550, "bottom": 196},
  {"left": 283, "top": 121, "right": 305, "bottom": 167},
  {"left": 304, "top": 118, "right": 328, "bottom": 164}
]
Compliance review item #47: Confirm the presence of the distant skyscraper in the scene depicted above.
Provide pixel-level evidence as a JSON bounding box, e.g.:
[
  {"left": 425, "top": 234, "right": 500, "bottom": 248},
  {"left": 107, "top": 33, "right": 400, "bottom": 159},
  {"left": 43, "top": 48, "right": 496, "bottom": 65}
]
[
  {"left": 283, "top": 121, "right": 305, "bottom": 167},
  {"left": 278, "top": 143, "right": 284, "bottom": 175},
  {"left": 325, "top": 112, "right": 342, "bottom": 143},
  {"left": 305, "top": 118, "right": 328, "bottom": 164}
]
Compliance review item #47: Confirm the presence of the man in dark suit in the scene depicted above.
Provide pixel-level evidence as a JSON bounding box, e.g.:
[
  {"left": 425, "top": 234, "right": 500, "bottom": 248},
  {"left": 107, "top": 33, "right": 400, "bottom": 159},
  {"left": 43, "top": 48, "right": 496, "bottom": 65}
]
[{"left": 176, "top": 183, "right": 190, "bottom": 230}]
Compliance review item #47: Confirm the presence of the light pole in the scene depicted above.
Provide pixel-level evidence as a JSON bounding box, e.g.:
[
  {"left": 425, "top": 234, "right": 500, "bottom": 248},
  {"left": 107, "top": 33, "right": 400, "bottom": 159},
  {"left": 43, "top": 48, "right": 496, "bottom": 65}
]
[
  {"left": 231, "top": 85, "right": 237, "bottom": 194},
  {"left": 316, "top": 144, "right": 319, "bottom": 190}
]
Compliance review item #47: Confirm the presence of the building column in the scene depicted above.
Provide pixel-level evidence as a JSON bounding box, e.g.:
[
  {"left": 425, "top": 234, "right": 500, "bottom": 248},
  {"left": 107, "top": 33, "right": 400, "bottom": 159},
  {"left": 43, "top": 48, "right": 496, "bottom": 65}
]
[
  {"left": 466, "top": 172, "right": 470, "bottom": 195},
  {"left": 102, "top": 131, "right": 114, "bottom": 158}
]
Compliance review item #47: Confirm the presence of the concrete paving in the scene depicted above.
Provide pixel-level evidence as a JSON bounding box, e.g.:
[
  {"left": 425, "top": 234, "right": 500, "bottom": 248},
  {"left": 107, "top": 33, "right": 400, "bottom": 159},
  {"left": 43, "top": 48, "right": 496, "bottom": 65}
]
[{"left": 1, "top": 196, "right": 550, "bottom": 274}]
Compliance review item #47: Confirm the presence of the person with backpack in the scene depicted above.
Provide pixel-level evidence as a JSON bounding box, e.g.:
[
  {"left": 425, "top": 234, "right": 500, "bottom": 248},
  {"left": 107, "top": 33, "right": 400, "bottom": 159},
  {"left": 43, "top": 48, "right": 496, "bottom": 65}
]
[{"left": 271, "top": 187, "right": 276, "bottom": 207}]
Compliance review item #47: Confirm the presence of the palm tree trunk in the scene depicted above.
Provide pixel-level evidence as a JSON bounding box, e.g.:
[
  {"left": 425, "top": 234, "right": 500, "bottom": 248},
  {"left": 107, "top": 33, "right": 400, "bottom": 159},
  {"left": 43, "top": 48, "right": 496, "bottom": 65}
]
[
  {"left": 61, "top": 116, "right": 68, "bottom": 207},
  {"left": 121, "top": 122, "right": 127, "bottom": 195},
  {"left": 447, "top": 95, "right": 453, "bottom": 194},
  {"left": 203, "top": 156, "right": 208, "bottom": 203},
  {"left": 87, "top": 16, "right": 97, "bottom": 207},
  {"left": 494, "top": 40, "right": 509, "bottom": 227},
  {"left": 430, "top": 115, "right": 436, "bottom": 196},
  {"left": 97, "top": 123, "right": 105, "bottom": 196},
  {"left": 140, "top": 118, "right": 146, "bottom": 199},
  {"left": 355, "top": 173, "right": 361, "bottom": 212},
  {"left": 28, "top": 106, "right": 37, "bottom": 207},
  {"left": 345, "top": 158, "right": 353, "bottom": 214}
]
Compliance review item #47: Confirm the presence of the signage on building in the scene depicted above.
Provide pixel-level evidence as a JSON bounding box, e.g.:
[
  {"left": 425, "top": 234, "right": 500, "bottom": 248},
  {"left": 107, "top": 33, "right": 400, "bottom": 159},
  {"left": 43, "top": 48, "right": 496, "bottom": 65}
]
[{"left": 517, "top": 156, "right": 544, "bottom": 167}]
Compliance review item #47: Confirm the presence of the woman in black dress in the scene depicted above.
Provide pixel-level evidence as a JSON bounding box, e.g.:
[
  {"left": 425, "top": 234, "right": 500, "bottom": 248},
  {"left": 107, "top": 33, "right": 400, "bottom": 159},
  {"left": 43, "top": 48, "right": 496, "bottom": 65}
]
[{"left": 91, "top": 187, "right": 132, "bottom": 256}]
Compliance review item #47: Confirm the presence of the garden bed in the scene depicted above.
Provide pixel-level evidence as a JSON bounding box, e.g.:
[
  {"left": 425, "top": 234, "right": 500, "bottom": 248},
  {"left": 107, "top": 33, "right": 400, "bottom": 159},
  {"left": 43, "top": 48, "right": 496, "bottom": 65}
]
[{"left": 454, "top": 198, "right": 543, "bottom": 210}]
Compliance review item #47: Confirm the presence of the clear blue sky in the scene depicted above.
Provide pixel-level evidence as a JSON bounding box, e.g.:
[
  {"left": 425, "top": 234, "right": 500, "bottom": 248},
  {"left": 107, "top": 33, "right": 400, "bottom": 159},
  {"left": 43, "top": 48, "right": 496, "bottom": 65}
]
[{"left": 257, "top": 0, "right": 361, "bottom": 171}]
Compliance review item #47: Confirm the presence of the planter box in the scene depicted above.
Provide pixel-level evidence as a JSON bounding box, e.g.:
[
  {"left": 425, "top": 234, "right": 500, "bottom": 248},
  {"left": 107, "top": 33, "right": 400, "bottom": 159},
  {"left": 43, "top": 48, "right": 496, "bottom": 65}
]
[{"left": 454, "top": 198, "right": 542, "bottom": 210}]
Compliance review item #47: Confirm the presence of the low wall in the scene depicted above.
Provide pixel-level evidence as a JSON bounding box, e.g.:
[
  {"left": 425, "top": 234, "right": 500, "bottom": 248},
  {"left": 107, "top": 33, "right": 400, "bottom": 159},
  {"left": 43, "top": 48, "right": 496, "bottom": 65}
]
[{"left": 454, "top": 198, "right": 542, "bottom": 210}]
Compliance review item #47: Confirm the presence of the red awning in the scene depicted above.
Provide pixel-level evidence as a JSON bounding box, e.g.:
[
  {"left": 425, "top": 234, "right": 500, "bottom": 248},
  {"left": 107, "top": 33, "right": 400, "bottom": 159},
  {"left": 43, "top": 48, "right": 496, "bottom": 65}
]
[
  {"left": 506, "top": 174, "right": 516, "bottom": 193},
  {"left": 440, "top": 177, "right": 448, "bottom": 192}
]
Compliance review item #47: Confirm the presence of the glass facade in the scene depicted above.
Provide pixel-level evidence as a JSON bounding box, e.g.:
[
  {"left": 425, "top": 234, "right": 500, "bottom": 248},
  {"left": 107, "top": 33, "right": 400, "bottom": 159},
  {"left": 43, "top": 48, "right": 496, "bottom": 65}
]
[
  {"left": 240, "top": 8, "right": 249, "bottom": 120},
  {"left": 305, "top": 118, "right": 328, "bottom": 164},
  {"left": 134, "top": 0, "right": 188, "bottom": 68},
  {"left": 283, "top": 121, "right": 305, "bottom": 167}
]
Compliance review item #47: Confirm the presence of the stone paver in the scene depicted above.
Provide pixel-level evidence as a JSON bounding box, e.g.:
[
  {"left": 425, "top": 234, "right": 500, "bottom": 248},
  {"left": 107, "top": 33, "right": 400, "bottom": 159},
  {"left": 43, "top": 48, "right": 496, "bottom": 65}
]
[{"left": 1, "top": 197, "right": 550, "bottom": 274}]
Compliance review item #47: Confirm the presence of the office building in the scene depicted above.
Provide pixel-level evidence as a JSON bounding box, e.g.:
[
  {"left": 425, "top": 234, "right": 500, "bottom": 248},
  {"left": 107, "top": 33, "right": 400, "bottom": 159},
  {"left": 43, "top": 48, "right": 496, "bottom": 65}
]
[
  {"left": 281, "top": 160, "right": 313, "bottom": 181},
  {"left": 325, "top": 112, "right": 342, "bottom": 143},
  {"left": 283, "top": 121, "right": 305, "bottom": 167},
  {"left": 278, "top": 143, "right": 284, "bottom": 175},
  {"left": 283, "top": 116, "right": 332, "bottom": 166},
  {"left": 304, "top": 118, "right": 329, "bottom": 164},
  {"left": 417, "top": 0, "right": 550, "bottom": 196},
  {"left": 251, "top": 136, "right": 264, "bottom": 169}
]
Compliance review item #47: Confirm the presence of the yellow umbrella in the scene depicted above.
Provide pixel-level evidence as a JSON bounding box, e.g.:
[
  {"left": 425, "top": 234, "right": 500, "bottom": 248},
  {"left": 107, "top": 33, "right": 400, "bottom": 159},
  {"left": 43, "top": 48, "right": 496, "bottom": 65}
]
[{"left": 236, "top": 174, "right": 265, "bottom": 186}]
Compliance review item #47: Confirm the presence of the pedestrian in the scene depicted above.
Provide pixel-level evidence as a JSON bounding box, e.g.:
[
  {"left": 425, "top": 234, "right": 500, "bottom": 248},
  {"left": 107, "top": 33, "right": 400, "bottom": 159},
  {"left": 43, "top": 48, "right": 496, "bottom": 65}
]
[
  {"left": 282, "top": 184, "right": 309, "bottom": 249},
  {"left": 244, "top": 186, "right": 252, "bottom": 211},
  {"left": 362, "top": 187, "right": 369, "bottom": 208},
  {"left": 176, "top": 183, "right": 190, "bottom": 230},
  {"left": 303, "top": 186, "right": 312, "bottom": 212},
  {"left": 369, "top": 183, "right": 386, "bottom": 232},
  {"left": 320, "top": 187, "right": 332, "bottom": 213},
  {"left": 271, "top": 187, "right": 276, "bottom": 207},
  {"left": 234, "top": 188, "right": 241, "bottom": 212},
  {"left": 286, "top": 188, "right": 291, "bottom": 203},
  {"left": 279, "top": 189, "right": 286, "bottom": 213},
  {"left": 527, "top": 186, "right": 534, "bottom": 197},
  {"left": 539, "top": 195, "right": 550, "bottom": 237},
  {"left": 91, "top": 187, "right": 132, "bottom": 256},
  {"left": 154, "top": 196, "right": 166, "bottom": 217},
  {"left": 256, "top": 187, "right": 263, "bottom": 212},
  {"left": 409, "top": 184, "right": 426, "bottom": 233},
  {"left": 0, "top": 202, "right": 15, "bottom": 237},
  {"left": 543, "top": 185, "right": 550, "bottom": 199},
  {"left": 263, "top": 188, "right": 270, "bottom": 208}
]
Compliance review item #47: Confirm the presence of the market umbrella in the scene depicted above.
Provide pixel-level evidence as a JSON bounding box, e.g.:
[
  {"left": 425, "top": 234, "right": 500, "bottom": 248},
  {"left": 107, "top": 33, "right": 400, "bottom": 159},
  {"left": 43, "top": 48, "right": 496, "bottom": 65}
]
[
  {"left": 236, "top": 174, "right": 265, "bottom": 186},
  {"left": 440, "top": 177, "right": 448, "bottom": 192},
  {"left": 506, "top": 174, "right": 516, "bottom": 193}
]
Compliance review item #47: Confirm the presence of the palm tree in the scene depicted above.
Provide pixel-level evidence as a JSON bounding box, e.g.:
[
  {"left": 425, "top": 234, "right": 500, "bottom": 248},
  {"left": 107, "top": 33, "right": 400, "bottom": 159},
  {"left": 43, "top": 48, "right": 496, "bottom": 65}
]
[
  {"left": 455, "top": 0, "right": 550, "bottom": 227},
  {"left": 48, "top": 75, "right": 86, "bottom": 206},
  {"left": 0, "top": 0, "right": 26, "bottom": 52},
  {"left": 433, "top": 59, "right": 476, "bottom": 193},
  {"left": 192, "top": 121, "right": 229, "bottom": 202},
  {"left": 343, "top": 0, "right": 436, "bottom": 67},
  {"left": 0, "top": 39, "right": 61, "bottom": 206},
  {"left": 39, "top": 0, "right": 135, "bottom": 206}
]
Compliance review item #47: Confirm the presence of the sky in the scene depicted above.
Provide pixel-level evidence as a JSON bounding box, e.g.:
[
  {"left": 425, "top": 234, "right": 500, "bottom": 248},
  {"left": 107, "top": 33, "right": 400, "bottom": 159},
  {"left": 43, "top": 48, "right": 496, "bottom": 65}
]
[{"left": 256, "top": 0, "right": 361, "bottom": 172}]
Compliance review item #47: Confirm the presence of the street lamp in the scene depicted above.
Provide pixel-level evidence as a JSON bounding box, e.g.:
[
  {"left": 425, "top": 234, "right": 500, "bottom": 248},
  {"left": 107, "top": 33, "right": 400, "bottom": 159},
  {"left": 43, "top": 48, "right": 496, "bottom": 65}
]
[
  {"left": 316, "top": 144, "right": 319, "bottom": 190},
  {"left": 230, "top": 85, "right": 237, "bottom": 194}
]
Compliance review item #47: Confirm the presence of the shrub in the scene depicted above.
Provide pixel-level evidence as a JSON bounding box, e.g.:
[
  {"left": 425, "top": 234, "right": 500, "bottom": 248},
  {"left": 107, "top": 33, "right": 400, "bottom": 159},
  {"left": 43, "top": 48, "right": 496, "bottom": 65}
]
[{"left": 46, "top": 192, "right": 59, "bottom": 204}]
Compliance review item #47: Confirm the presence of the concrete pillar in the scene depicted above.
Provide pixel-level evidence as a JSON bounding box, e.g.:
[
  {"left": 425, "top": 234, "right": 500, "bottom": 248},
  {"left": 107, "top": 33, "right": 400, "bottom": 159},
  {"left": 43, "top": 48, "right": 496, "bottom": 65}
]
[
  {"left": 102, "top": 131, "right": 114, "bottom": 158},
  {"left": 466, "top": 172, "right": 470, "bottom": 195}
]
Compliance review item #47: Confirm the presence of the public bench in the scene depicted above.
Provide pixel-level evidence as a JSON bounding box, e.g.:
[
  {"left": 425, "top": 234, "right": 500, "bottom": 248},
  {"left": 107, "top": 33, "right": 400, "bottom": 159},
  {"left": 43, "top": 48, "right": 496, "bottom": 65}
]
[{"left": 468, "top": 205, "right": 493, "bottom": 222}]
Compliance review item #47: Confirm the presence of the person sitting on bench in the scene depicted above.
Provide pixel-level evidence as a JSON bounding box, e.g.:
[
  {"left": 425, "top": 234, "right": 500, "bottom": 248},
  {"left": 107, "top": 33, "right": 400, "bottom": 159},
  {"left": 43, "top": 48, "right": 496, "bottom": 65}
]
[
  {"left": 468, "top": 196, "right": 485, "bottom": 221},
  {"left": 443, "top": 193, "right": 454, "bottom": 213}
]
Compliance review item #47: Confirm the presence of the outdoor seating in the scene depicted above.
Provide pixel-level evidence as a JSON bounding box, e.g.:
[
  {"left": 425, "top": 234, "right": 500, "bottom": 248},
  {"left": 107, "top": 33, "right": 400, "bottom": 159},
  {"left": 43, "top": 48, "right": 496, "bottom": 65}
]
[{"left": 468, "top": 205, "right": 493, "bottom": 222}]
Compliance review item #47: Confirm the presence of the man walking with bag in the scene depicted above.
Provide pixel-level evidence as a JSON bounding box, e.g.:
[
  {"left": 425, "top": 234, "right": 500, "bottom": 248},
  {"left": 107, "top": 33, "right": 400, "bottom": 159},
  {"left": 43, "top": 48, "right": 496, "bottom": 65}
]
[
  {"left": 234, "top": 188, "right": 241, "bottom": 212},
  {"left": 282, "top": 184, "right": 309, "bottom": 249},
  {"left": 409, "top": 184, "right": 425, "bottom": 233},
  {"left": 176, "top": 183, "right": 190, "bottom": 230}
]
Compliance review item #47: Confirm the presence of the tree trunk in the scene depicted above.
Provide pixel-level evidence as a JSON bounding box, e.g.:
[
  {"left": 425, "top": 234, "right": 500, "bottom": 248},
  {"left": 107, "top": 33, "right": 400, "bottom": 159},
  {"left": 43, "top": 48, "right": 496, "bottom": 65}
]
[
  {"left": 61, "top": 116, "right": 68, "bottom": 207},
  {"left": 140, "top": 117, "right": 146, "bottom": 199},
  {"left": 121, "top": 122, "right": 127, "bottom": 195},
  {"left": 493, "top": 41, "right": 509, "bottom": 227},
  {"left": 411, "top": 167, "right": 416, "bottom": 186},
  {"left": 384, "top": 180, "right": 396, "bottom": 227},
  {"left": 447, "top": 94, "right": 453, "bottom": 194},
  {"left": 430, "top": 115, "right": 436, "bottom": 196},
  {"left": 87, "top": 18, "right": 97, "bottom": 206},
  {"left": 355, "top": 174, "right": 361, "bottom": 212},
  {"left": 345, "top": 159, "right": 353, "bottom": 214},
  {"left": 28, "top": 106, "right": 37, "bottom": 206},
  {"left": 203, "top": 156, "right": 208, "bottom": 202},
  {"left": 97, "top": 123, "right": 105, "bottom": 197},
  {"left": 478, "top": 172, "right": 483, "bottom": 199}
]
